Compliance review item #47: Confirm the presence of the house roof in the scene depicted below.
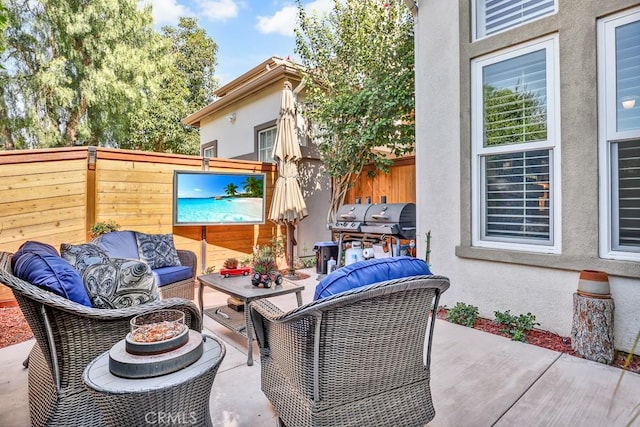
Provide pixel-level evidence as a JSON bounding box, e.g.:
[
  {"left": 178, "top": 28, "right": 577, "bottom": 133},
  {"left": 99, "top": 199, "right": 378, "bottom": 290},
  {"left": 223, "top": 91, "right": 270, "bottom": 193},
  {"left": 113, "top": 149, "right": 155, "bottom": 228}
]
[{"left": 182, "top": 56, "right": 303, "bottom": 128}]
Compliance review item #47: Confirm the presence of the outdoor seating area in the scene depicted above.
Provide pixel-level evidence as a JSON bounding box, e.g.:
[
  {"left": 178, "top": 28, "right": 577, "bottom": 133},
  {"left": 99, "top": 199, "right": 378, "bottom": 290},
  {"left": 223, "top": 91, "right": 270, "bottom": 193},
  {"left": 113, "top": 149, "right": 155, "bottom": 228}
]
[{"left": 1, "top": 266, "right": 640, "bottom": 426}]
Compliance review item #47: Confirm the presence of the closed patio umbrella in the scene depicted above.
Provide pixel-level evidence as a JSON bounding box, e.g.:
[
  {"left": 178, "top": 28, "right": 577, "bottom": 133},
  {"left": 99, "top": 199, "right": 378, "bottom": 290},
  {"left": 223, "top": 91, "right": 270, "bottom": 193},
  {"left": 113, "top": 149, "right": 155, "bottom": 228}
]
[{"left": 268, "top": 81, "right": 308, "bottom": 276}]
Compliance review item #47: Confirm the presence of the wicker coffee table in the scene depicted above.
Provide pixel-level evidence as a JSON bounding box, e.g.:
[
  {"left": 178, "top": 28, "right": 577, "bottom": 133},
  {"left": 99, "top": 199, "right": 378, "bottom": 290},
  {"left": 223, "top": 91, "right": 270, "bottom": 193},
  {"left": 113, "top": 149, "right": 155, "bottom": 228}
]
[
  {"left": 83, "top": 334, "right": 225, "bottom": 427},
  {"left": 197, "top": 274, "right": 304, "bottom": 366}
]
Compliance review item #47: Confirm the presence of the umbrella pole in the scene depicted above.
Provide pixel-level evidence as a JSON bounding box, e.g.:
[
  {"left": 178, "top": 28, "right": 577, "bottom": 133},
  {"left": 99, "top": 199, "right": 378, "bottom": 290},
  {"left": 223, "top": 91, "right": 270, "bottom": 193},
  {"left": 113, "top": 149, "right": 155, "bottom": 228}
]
[{"left": 287, "top": 223, "right": 295, "bottom": 277}]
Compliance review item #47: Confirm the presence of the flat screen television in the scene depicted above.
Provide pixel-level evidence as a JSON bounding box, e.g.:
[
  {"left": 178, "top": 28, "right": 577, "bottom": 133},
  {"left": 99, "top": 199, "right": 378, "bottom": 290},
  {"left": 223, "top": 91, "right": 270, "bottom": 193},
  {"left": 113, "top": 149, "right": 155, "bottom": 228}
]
[{"left": 173, "top": 170, "right": 266, "bottom": 226}]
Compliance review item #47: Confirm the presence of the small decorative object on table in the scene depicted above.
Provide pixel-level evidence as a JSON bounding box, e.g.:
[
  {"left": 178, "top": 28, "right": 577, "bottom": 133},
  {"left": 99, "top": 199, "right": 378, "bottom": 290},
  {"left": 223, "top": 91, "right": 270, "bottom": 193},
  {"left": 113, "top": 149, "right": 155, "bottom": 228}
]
[
  {"left": 109, "top": 309, "right": 203, "bottom": 378},
  {"left": 250, "top": 245, "right": 282, "bottom": 288}
]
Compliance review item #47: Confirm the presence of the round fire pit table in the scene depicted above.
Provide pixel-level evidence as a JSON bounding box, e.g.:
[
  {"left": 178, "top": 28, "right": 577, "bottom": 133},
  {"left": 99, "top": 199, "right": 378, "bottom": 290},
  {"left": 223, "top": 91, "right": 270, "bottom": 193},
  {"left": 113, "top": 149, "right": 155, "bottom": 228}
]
[{"left": 83, "top": 334, "right": 225, "bottom": 427}]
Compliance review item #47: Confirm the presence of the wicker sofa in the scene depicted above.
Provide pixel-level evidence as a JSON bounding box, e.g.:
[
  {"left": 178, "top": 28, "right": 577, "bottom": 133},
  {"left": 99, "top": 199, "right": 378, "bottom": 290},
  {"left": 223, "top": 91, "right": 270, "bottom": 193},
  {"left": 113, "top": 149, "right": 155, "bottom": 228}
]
[
  {"left": 250, "top": 273, "right": 450, "bottom": 427},
  {"left": 91, "top": 230, "right": 196, "bottom": 300},
  {"left": 0, "top": 251, "right": 202, "bottom": 427}
]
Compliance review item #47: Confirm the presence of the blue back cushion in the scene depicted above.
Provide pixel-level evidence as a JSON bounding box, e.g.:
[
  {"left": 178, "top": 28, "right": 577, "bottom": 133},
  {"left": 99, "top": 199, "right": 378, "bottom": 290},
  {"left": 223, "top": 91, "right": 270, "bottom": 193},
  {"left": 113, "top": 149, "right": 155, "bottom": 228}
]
[
  {"left": 313, "top": 256, "right": 432, "bottom": 300},
  {"left": 11, "top": 241, "right": 58, "bottom": 270},
  {"left": 13, "top": 247, "right": 92, "bottom": 307},
  {"left": 152, "top": 265, "right": 193, "bottom": 287},
  {"left": 93, "top": 231, "right": 139, "bottom": 260}
]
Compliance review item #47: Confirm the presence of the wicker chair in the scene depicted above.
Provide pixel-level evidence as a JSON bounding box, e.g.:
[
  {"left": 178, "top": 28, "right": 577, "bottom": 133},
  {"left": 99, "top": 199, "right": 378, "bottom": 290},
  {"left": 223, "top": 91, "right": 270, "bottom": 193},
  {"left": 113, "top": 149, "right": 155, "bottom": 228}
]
[
  {"left": 0, "top": 251, "right": 202, "bottom": 427},
  {"left": 250, "top": 274, "right": 450, "bottom": 427}
]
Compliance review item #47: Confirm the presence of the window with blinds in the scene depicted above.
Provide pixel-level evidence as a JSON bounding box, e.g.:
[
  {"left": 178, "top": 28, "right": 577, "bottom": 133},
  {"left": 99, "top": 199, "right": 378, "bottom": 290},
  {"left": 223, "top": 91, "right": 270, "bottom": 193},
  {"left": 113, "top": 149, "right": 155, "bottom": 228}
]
[
  {"left": 599, "top": 8, "right": 640, "bottom": 260},
  {"left": 613, "top": 141, "right": 640, "bottom": 250},
  {"left": 615, "top": 20, "right": 640, "bottom": 132},
  {"left": 258, "top": 127, "right": 276, "bottom": 163},
  {"left": 475, "top": 0, "right": 556, "bottom": 40},
  {"left": 482, "top": 48, "right": 547, "bottom": 147},
  {"left": 484, "top": 150, "right": 551, "bottom": 241},
  {"left": 472, "top": 36, "right": 558, "bottom": 249}
]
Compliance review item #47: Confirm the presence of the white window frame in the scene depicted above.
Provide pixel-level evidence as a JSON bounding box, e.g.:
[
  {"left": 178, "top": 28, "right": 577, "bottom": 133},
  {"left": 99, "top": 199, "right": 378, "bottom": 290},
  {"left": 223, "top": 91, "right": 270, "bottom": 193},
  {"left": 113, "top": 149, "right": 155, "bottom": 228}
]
[
  {"left": 473, "top": 0, "right": 557, "bottom": 41},
  {"left": 258, "top": 126, "right": 277, "bottom": 163},
  {"left": 471, "top": 35, "right": 561, "bottom": 253},
  {"left": 598, "top": 7, "right": 640, "bottom": 262}
]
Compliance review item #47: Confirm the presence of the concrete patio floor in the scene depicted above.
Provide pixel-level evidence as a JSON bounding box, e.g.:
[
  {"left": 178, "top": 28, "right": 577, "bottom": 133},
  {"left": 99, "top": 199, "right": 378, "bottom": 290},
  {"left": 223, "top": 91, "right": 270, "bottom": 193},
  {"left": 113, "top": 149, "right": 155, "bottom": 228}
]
[{"left": 1, "top": 267, "right": 639, "bottom": 426}]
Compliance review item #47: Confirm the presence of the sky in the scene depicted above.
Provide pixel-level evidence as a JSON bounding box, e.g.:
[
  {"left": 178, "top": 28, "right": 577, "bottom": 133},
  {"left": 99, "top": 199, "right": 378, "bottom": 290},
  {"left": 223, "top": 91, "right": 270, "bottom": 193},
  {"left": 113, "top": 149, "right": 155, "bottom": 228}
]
[
  {"left": 148, "top": 0, "right": 334, "bottom": 86},
  {"left": 177, "top": 171, "right": 262, "bottom": 198}
]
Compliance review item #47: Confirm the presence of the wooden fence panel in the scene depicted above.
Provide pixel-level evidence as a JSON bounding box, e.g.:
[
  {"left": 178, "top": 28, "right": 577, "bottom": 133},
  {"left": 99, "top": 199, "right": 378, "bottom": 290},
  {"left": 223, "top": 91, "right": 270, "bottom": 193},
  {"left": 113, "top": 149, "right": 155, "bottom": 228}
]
[
  {"left": 0, "top": 147, "right": 280, "bottom": 303},
  {"left": 345, "top": 156, "right": 416, "bottom": 204}
]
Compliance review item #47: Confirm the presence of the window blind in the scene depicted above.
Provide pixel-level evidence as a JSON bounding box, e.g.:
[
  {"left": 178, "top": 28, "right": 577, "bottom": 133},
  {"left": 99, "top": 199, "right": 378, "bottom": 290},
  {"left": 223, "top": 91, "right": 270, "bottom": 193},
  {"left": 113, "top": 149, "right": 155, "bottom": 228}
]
[
  {"left": 484, "top": 149, "right": 551, "bottom": 241},
  {"left": 483, "top": 49, "right": 547, "bottom": 147},
  {"left": 616, "top": 19, "right": 640, "bottom": 132},
  {"left": 616, "top": 140, "right": 640, "bottom": 249},
  {"left": 477, "top": 0, "right": 556, "bottom": 39}
]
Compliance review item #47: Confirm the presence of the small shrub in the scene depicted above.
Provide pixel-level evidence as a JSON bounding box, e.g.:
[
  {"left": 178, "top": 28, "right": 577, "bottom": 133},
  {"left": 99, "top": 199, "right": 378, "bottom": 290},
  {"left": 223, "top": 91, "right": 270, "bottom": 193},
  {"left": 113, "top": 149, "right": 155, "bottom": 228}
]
[
  {"left": 205, "top": 265, "right": 216, "bottom": 274},
  {"left": 446, "top": 302, "right": 479, "bottom": 327},
  {"left": 90, "top": 220, "right": 120, "bottom": 238},
  {"left": 494, "top": 310, "right": 540, "bottom": 342}
]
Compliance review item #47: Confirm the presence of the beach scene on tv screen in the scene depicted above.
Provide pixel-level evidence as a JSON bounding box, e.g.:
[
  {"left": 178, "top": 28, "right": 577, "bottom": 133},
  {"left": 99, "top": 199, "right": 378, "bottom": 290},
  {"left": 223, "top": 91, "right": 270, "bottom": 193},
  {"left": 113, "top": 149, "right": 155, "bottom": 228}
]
[{"left": 176, "top": 173, "right": 264, "bottom": 224}]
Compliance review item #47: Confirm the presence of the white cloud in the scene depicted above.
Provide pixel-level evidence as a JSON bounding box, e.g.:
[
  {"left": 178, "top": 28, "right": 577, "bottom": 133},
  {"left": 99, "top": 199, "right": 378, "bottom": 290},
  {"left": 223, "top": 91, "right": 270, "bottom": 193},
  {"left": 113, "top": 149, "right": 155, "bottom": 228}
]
[
  {"left": 256, "top": 0, "right": 333, "bottom": 37},
  {"left": 256, "top": 5, "right": 298, "bottom": 36},
  {"left": 196, "top": 0, "right": 239, "bottom": 22},
  {"left": 147, "top": 0, "right": 193, "bottom": 27}
]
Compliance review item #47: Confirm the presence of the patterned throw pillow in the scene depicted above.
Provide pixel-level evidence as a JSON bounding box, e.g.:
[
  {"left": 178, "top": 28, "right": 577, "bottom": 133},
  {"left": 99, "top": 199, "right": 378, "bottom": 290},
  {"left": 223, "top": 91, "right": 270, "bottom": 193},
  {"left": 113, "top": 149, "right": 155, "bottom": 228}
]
[
  {"left": 135, "top": 233, "right": 182, "bottom": 270},
  {"left": 82, "top": 258, "right": 159, "bottom": 309},
  {"left": 60, "top": 243, "right": 110, "bottom": 277}
]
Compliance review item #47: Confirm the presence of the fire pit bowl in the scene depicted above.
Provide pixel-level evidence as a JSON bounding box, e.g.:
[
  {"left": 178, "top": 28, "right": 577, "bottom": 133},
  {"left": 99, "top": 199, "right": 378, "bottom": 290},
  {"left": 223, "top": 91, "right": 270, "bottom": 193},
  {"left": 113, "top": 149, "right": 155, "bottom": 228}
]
[{"left": 126, "top": 309, "right": 188, "bottom": 355}]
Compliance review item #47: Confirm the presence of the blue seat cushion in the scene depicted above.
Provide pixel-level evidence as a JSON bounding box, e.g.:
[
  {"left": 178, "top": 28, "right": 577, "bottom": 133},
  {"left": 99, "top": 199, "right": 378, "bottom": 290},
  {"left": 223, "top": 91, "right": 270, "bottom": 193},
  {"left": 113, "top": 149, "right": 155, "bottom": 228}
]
[
  {"left": 92, "top": 231, "right": 140, "bottom": 260},
  {"left": 152, "top": 265, "right": 193, "bottom": 287},
  {"left": 313, "top": 256, "right": 432, "bottom": 300},
  {"left": 13, "top": 250, "right": 92, "bottom": 307}
]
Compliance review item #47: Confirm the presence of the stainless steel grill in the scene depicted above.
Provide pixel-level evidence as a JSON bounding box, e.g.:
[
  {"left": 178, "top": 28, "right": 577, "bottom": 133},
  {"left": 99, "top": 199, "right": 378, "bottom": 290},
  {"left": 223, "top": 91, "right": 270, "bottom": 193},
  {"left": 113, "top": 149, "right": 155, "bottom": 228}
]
[{"left": 329, "top": 202, "right": 416, "bottom": 240}]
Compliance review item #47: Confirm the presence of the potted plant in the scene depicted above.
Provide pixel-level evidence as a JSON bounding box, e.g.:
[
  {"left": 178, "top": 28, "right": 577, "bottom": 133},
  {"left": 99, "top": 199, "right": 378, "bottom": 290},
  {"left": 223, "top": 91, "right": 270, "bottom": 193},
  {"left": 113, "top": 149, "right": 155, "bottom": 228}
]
[
  {"left": 250, "top": 245, "right": 282, "bottom": 288},
  {"left": 89, "top": 220, "right": 120, "bottom": 238}
]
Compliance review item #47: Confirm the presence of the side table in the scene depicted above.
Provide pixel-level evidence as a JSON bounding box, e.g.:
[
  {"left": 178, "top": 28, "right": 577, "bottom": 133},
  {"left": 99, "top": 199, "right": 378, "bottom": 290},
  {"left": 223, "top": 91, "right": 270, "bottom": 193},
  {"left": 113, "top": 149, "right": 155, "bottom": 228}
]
[
  {"left": 198, "top": 274, "right": 304, "bottom": 366},
  {"left": 83, "top": 334, "right": 225, "bottom": 427}
]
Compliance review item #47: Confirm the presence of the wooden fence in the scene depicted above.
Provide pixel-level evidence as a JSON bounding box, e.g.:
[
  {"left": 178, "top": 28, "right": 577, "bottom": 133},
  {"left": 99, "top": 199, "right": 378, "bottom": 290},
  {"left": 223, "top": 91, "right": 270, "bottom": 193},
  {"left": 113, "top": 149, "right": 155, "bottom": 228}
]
[
  {"left": 0, "top": 147, "right": 278, "bottom": 304},
  {"left": 344, "top": 156, "right": 416, "bottom": 204}
]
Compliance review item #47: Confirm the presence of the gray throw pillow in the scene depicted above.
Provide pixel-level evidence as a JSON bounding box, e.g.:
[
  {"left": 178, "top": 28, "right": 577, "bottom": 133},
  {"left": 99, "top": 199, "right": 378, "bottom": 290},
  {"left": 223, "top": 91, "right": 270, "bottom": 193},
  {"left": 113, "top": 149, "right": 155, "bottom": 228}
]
[
  {"left": 135, "top": 233, "right": 181, "bottom": 269},
  {"left": 82, "top": 258, "right": 159, "bottom": 309},
  {"left": 60, "top": 243, "right": 110, "bottom": 277}
]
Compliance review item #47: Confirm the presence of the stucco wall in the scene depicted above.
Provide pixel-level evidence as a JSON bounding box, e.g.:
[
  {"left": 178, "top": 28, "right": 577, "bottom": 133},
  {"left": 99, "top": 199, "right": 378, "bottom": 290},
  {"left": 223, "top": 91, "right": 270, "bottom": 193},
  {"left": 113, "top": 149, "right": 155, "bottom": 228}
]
[
  {"left": 199, "top": 87, "right": 282, "bottom": 160},
  {"left": 416, "top": 0, "right": 640, "bottom": 353}
]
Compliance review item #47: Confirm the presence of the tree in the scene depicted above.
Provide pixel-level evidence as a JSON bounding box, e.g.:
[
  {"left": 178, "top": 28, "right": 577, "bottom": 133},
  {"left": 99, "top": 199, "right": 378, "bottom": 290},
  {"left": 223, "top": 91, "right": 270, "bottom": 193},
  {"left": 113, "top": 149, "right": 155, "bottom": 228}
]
[
  {"left": 295, "top": 0, "right": 415, "bottom": 223},
  {"left": 123, "top": 17, "right": 218, "bottom": 155},
  {"left": 0, "top": 0, "right": 167, "bottom": 149},
  {"left": 243, "top": 176, "right": 264, "bottom": 197},
  {"left": 225, "top": 183, "right": 238, "bottom": 197}
]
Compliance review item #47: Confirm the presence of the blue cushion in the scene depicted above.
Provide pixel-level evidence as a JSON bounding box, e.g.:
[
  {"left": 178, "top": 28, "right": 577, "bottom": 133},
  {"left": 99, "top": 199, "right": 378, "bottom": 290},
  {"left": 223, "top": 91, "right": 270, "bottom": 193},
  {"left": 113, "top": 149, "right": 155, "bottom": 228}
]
[
  {"left": 11, "top": 241, "right": 59, "bottom": 270},
  {"left": 13, "top": 251, "right": 92, "bottom": 307},
  {"left": 313, "top": 256, "right": 432, "bottom": 300},
  {"left": 92, "top": 231, "right": 139, "bottom": 260},
  {"left": 152, "top": 265, "right": 193, "bottom": 287}
]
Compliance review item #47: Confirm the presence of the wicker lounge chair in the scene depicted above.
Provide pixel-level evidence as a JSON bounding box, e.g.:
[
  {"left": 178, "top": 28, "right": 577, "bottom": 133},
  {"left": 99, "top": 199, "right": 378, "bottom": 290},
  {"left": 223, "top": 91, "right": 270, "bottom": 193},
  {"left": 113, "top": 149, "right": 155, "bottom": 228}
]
[
  {"left": 250, "top": 274, "right": 450, "bottom": 427},
  {"left": 0, "top": 251, "right": 202, "bottom": 427}
]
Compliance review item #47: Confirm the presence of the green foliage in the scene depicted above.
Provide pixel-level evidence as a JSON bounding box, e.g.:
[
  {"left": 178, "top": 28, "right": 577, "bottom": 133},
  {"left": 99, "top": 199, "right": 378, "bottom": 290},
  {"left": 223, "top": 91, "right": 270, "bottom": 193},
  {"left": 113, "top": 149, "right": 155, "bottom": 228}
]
[
  {"left": 89, "top": 220, "right": 120, "bottom": 238},
  {"left": 224, "top": 183, "right": 238, "bottom": 196},
  {"left": 494, "top": 310, "right": 540, "bottom": 342},
  {"left": 294, "top": 0, "right": 415, "bottom": 223},
  {"left": 1, "top": 0, "right": 166, "bottom": 148},
  {"left": 446, "top": 302, "right": 479, "bottom": 327},
  {"left": 483, "top": 85, "right": 547, "bottom": 146},
  {"left": 251, "top": 245, "right": 279, "bottom": 275},
  {"left": 123, "top": 17, "right": 217, "bottom": 155},
  {"left": 205, "top": 265, "right": 216, "bottom": 274},
  {"left": 0, "top": 5, "right": 216, "bottom": 153},
  {"left": 242, "top": 176, "right": 264, "bottom": 197}
]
